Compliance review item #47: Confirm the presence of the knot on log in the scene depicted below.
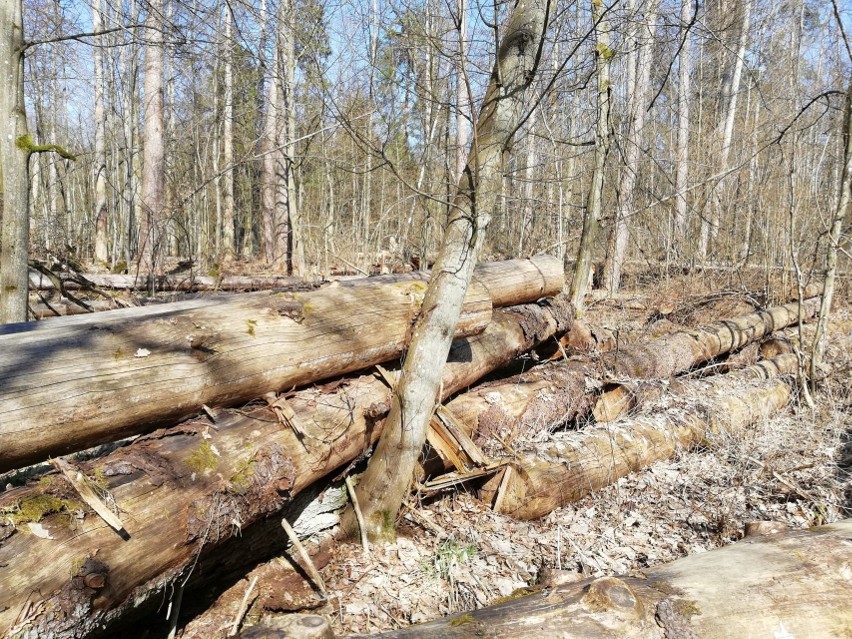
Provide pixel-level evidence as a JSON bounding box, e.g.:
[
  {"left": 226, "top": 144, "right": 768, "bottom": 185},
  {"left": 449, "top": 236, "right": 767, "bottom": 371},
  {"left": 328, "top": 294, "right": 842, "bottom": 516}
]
[{"left": 581, "top": 576, "right": 643, "bottom": 617}]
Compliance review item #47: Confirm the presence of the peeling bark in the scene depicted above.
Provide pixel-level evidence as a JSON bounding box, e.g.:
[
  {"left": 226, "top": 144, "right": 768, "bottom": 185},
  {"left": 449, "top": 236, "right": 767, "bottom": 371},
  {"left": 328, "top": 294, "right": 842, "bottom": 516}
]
[{"left": 482, "top": 355, "right": 799, "bottom": 520}]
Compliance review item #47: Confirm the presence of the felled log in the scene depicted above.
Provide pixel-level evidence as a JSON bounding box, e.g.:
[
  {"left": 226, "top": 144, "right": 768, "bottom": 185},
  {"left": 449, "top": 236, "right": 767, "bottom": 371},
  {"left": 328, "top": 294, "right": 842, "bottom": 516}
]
[
  {"left": 600, "top": 297, "right": 819, "bottom": 379},
  {"left": 432, "top": 299, "right": 819, "bottom": 465},
  {"left": 592, "top": 298, "right": 819, "bottom": 421},
  {"left": 28, "top": 298, "right": 122, "bottom": 318},
  {"left": 0, "top": 256, "right": 562, "bottom": 472},
  {"left": 480, "top": 355, "right": 799, "bottom": 520},
  {"left": 28, "top": 271, "right": 309, "bottom": 292},
  {"left": 0, "top": 299, "right": 572, "bottom": 639},
  {"left": 358, "top": 519, "right": 852, "bottom": 638}
]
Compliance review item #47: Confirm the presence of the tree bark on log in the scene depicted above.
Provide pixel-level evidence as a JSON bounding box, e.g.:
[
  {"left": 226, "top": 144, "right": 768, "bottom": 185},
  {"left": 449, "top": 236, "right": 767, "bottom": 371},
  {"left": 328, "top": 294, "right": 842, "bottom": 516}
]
[
  {"left": 0, "top": 299, "right": 572, "bottom": 638},
  {"left": 429, "top": 300, "right": 817, "bottom": 479},
  {"left": 592, "top": 298, "right": 819, "bottom": 421},
  {"left": 480, "top": 355, "right": 799, "bottom": 520},
  {"left": 600, "top": 297, "right": 820, "bottom": 379},
  {"left": 356, "top": 519, "right": 852, "bottom": 638},
  {"left": 0, "top": 257, "right": 562, "bottom": 472}
]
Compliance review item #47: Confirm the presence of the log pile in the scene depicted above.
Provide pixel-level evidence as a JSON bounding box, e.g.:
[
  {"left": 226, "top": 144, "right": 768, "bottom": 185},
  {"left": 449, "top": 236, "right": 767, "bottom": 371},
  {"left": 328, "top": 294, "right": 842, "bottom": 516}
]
[{"left": 0, "top": 257, "right": 829, "bottom": 639}]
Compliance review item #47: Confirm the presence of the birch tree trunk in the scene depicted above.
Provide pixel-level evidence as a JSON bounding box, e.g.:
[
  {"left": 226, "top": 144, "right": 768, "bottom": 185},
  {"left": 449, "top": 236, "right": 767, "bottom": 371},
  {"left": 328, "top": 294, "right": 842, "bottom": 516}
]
[
  {"left": 0, "top": 0, "right": 30, "bottom": 324},
  {"left": 120, "top": 0, "right": 140, "bottom": 267},
  {"left": 221, "top": 0, "right": 236, "bottom": 261},
  {"left": 283, "top": 0, "right": 304, "bottom": 275},
  {"left": 345, "top": 0, "right": 550, "bottom": 542},
  {"left": 699, "top": 0, "right": 750, "bottom": 259},
  {"left": 260, "top": 2, "right": 281, "bottom": 264},
  {"left": 455, "top": 0, "right": 470, "bottom": 185},
  {"left": 93, "top": 0, "right": 109, "bottom": 264},
  {"left": 603, "top": 0, "right": 658, "bottom": 292},
  {"left": 139, "top": 0, "right": 166, "bottom": 277},
  {"left": 673, "top": 0, "right": 692, "bottom": 247},
  {"left": 569, "top": 0, "right": 612, "bottom": 310}
]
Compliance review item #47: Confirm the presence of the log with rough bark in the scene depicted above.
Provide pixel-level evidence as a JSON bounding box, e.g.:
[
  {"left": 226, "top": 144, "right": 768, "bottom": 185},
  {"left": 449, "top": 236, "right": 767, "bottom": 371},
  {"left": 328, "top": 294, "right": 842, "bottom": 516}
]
[
  {"left": 480, "top": 355, "right": 799, "bottom": 520},
  {"left": 0, "top": 299, "right": 572, "bottom": 639},
  {"left": 357, "top": 519, "right": 852, "bottom": 638},
  {"left": 600, "top": 297, "right": 820, "bottom": 379},
  {"left": 592, "top": 297, "right": 820, "bottom": 421},
  {"left": 0, "top": 256, "right": 563, "bottom": 472},
  {"left": 431, "top": 299, "right": 820, "bottom": 466}
]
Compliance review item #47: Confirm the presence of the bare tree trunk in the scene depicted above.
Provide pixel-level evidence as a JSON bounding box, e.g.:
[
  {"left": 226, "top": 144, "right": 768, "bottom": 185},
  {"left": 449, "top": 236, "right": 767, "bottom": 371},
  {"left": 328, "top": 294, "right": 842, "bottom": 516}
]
[
  {"left": 93, "top": 0, "right": 109, "bottom": 265},
  {"left": 260, "top": 5, "right": 280, "bottom": 265},
  {"left": 603, "top": 0, "right": 658, "bottom": 292},
  {"left": 139, "top": 0, "right": 166, "bottom": 278},
  {"left": 811, "top": 83, "right": 852, "bottom": 384},
  {"left": 282, "top": 0, "right": 303, "bottom": 275},
  {"left": 344, "top": 0, "right": 551, "bottom": 542},
  {"left": 0, "top": 0, "right": 30, "bottom": 324},
  {"left": 569, "top": 0, "right": 612, "bottom": 310},
  {"left": 119, "top": 0, "right": 140, "bottom": 267},
  {"left": 454, "top": 0, "right": 469, "bottom": 185},
  {"left": 673, "top": 0, "right": 692, "bottom": 246},
  {"left": 699, "top": 0, "right": 751, "bottom": 259},
  {"left": 221, "top": 0, "right": 236, "bottom": 261}
]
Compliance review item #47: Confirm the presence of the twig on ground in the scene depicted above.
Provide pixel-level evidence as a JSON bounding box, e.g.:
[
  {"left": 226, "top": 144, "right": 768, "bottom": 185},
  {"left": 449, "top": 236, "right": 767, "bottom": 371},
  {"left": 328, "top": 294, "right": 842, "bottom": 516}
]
[
  {"left": 229, "top": 575, "right": 258, "bottom": 637},
  {"left": 345, "top": 475, "right": 371, "bottom": 557},
  {"left": 281, "top": 517, "right": 327, "bottom": 596}
]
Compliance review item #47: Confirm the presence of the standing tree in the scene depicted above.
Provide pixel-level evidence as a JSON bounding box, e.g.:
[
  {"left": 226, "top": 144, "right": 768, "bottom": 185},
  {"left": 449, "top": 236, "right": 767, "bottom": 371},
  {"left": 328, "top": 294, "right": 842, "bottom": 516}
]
[
  {"left": 343, "top": 0, "right": 550, "bottom": 542},
  {"left": 139, "top": 0, "right": 166, "bottom": 276},
  {"left": 698, "top": 0, "right": 751, "bottom": 260},
  {"left": 603, "top": 0, "right": 658, "bottom": 292},
  {"left": 0, "top": 0, "right": 29, "bottom": 323},
  {"left": 570, "top": 0, "right": 613, "bottom": 310},
  {"left": 93, "top": 0, "right": 109, "bottom": 265},
  {"left": 221, "top": 0, "right": 236, "bottom": 262},
  {"left": 811, "top": 81, "right": 852, "bottom": 384},
  {"left": 673, "top": 0, "right": 693, "bottom": 248}
]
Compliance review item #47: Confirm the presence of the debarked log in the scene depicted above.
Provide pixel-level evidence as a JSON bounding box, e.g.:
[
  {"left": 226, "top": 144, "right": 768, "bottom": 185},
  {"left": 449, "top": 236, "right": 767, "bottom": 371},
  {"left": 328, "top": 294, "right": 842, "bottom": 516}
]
[
  {"left": 480, "top": 355, "right": 799, "bottom": 520},
  {"left": 356, "top": 519, "right": 852, "bottom": 638},
  {"left": 0, "top": 299, "right": 572, "bottom": 639},
  {"left": 0, "top": 256, "right": 563, "bottom": 473},
  {"left": 28, "top": 271, "right": 310, "bottom": 293}
]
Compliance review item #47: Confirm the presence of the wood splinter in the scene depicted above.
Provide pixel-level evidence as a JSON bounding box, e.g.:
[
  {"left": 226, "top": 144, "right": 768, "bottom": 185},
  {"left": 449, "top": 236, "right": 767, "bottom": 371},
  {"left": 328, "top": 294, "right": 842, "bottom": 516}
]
[{"left": 50, "top": 457, "right": 127, "bottom": 538}]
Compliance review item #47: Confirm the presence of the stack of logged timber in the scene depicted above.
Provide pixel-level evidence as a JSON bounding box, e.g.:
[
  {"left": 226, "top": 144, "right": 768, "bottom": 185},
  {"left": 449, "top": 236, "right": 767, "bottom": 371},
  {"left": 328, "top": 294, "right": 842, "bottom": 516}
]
[
  {"left": 419, "top": 297, "right": 822, "bottom": 520},
  {"left": 0, "top": 257, "right": 571, "bottom": 638}
]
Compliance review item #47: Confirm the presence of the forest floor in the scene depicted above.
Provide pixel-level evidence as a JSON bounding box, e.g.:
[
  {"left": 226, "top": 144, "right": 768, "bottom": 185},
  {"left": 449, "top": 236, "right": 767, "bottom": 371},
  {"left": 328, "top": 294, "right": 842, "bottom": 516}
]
[{"left": 305, "top": 279, "right": 852, "bottom": 637}]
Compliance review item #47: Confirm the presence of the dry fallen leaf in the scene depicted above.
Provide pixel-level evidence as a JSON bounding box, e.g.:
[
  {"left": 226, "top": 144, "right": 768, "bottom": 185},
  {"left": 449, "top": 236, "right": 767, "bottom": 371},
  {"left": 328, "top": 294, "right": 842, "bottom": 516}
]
[{"left": 27, "top": 522, "right": 53, "bottom": 539}]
